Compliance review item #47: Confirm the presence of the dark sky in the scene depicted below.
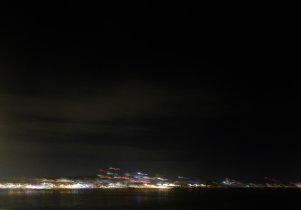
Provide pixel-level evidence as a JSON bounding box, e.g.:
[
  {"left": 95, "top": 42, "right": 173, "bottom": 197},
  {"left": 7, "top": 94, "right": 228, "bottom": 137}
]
[{"left": 0, "top": 3, "right": 298, "bottom": 181}]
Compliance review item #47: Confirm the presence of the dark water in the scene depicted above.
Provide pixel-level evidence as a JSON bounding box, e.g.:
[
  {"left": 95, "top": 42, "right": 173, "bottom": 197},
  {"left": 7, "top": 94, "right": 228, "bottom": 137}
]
[{"left": 0, "top": 188, "right": 300, "bottom": 210}]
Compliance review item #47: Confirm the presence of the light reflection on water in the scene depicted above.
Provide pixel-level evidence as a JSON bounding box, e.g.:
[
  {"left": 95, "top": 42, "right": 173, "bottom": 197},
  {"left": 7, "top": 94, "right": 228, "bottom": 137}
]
[
  {"left": 0, "top": 189, "right": 177, "bottom": 210},
  {"left": 0, "top": 189, "right": 300, "bottom": 210}
]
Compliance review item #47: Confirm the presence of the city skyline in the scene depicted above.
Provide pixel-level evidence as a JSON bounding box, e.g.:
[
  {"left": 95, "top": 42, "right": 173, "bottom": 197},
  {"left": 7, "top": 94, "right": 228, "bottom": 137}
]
[{"left": 0, "top": 166, "right": 300, "bottom": 190}]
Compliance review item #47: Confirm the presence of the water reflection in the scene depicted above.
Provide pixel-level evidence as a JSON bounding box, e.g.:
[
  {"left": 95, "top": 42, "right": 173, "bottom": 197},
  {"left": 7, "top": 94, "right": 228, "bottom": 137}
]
[
  {"left": 0, "top": 189, "right": 176, "bottom": 209},
  {"left": 0, "top": 189, "right": 298, "bottom": 210}
]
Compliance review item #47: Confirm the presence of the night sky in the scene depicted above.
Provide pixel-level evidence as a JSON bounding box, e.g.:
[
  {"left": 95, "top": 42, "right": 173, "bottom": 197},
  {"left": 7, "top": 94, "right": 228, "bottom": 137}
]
[{"left": 0, "top": 3, "right": 298, "bottom": 182}]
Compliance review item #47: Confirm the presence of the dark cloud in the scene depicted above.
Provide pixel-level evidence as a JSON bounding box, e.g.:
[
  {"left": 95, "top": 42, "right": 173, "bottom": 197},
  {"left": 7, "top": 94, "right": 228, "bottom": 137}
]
[{"left": 0, "top": 79, "right": 222, "bottom": 147}]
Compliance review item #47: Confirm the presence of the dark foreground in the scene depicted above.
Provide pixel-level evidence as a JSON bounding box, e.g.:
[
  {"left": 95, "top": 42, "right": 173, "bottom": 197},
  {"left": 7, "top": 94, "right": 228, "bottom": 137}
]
[{"left": 0, "top": 188, "right": 300, "bottom": 210}]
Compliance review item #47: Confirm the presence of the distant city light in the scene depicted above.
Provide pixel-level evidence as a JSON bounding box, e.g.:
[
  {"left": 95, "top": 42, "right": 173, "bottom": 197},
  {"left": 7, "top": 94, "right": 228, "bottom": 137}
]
[{"left": 0, "top": 167, "right": 299, "bottom": 190}]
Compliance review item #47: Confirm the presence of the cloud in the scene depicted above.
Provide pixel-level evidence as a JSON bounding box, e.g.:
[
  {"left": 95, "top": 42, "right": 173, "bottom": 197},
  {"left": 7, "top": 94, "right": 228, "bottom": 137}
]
[
  {"left": 1, "top": 79, "right": 222, "bottom": 144},
  {"left": 0, "top": 75, "right": 226, "bottom": 176}
]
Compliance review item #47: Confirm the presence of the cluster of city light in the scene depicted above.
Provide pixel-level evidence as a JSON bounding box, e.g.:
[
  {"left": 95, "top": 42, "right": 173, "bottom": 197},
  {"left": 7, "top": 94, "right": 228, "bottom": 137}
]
[
  {"left": 0, "top": 180, "right": 299, "bottom": 190},
  {"left": 0, "top": 166, "right": 200, "bottom": 190},
  {"left": 0, "top": 182, "right": 181, "bottom": 190},
  {"left": 0, "top": 168, "right": 300, "bottom": 190},
  {"left": 0, "top": 183, "right": 93, "bottom": 190}
]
